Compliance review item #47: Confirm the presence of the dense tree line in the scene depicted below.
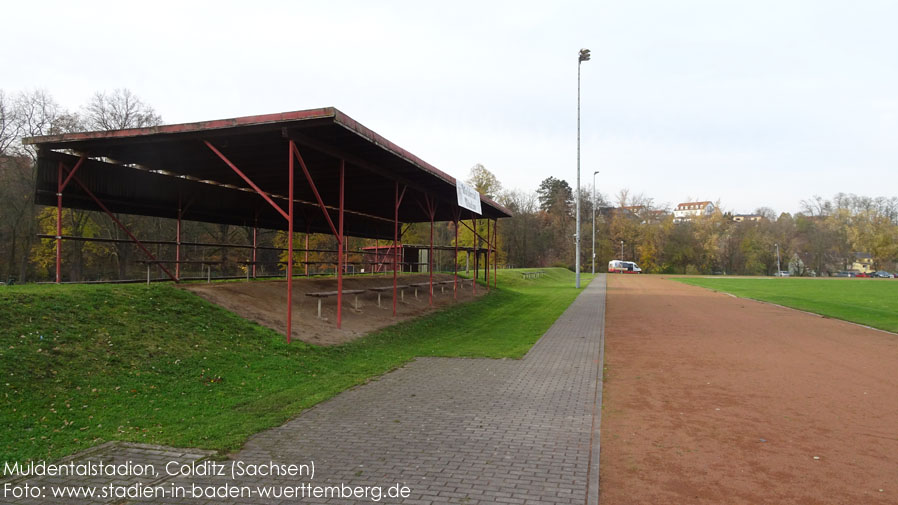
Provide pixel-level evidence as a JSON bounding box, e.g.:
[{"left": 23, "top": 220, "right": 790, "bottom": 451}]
[
  {"left": 0, "top": 88, "right": 274, "bottom": 283},
  {"left": 498, "top": 186, "right": 898, "bottom": 276},
  {"left": 1, "top": 88, "right": 895, "bottom": 282}
]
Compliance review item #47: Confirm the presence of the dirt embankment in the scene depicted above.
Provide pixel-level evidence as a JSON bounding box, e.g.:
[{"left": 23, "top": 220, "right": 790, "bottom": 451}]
[{"left": 183, "top": 273, "right": 483, "bottom": 346}]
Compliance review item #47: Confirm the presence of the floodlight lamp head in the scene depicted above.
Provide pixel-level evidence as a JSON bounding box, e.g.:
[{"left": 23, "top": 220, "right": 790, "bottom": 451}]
[{"left": 579, "top": 48, "right": 591, "bottom": 62}]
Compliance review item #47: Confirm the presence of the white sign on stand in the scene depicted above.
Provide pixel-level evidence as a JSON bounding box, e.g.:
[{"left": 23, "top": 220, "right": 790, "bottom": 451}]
[{"left": 456, "top": 180, "right": 482, "bottom": 215}]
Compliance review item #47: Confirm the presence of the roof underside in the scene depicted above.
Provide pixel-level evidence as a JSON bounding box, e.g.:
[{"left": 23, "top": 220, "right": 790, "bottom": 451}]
[{"left": 27, "top": 108, "right": 510, "bottom": 240}]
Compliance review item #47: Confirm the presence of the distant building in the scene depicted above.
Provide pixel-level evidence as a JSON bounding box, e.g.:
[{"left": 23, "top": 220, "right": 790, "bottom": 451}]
[
  {"left": 733, "top": 214, "right": 764, "bottom": 223},
  {"left": 673, "top": 201, "right": 715, "bottom": 222},
  {"left": 850, "top": 252, "right": 874, "bottom": 274}
]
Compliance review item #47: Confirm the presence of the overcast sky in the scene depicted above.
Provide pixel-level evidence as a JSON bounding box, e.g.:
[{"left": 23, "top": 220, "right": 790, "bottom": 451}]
[{"left": 4, "top": 0, "right": 896, "bottom": 214}]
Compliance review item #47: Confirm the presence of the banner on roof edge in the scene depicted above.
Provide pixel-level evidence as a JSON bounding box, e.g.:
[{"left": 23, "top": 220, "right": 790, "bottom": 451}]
[{"left": 455, "top": 180, "right": 482, "bottom": 215}]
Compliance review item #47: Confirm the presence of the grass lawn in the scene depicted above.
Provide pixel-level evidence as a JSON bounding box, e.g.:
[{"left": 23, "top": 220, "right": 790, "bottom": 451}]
[
  {"left": 0, "top": 268, "right": 592, "bottom": 462},
  {"left": 675, "top": 277, "right": 898, "bottom": 333}
]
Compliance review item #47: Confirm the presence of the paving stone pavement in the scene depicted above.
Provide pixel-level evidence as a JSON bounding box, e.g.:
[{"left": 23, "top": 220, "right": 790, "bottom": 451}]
[{"left": 3, "top": 276, "right": 606, "bottom": 505}]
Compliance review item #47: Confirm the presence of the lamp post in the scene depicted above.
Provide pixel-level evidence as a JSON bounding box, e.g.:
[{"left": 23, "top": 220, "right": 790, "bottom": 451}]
[
  {"left": 576, "top": 47, "right": 591, "bottom": 289},
  {"left": 620, "top": 240, "right": 624, "bottom": 260},
  {"left": 592, "top": 170, "right": 598, "bottom": 274}
]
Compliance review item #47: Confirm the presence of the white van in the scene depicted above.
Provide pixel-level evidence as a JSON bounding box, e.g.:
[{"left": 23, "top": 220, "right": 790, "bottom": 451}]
[{"left": 608, "top": 260, "right": 642, "bottom": 274}]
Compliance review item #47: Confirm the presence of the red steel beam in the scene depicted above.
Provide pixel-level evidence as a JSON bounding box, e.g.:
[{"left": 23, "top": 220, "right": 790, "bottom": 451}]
[
  {"left": 493, "top": 218, "right": 499, "bottom": 287},
  {"left": 286, "top": 141, "right": 295, "bottom": 343},
  {"left": 393, "top": 183, "right": 407, "bottom": 316},
  {"left": 292, "top": 142, "right": 347, "bottom": 327},
  {"left": 291, "top": 142, "right": 339, "bottom": 239},
  {"left": 204, "top": 140, "right": 289, "bottom": 220},
  {"left": 485, "top": 218, "right": 490, "bottom": 291},
  {"left": 454, "top": 218, "right": 459, "bottom": 300},
  {"left": 59, "top": 155, "right": 86, "bottom": 192},
  {"left": 176, "top": 199, "right": 182, "bottom": 281},
  {"left": 336, "top": 160, "right": 345, "bottom": 328},
  {"left": 426, "top": 196, "right": 436, "bottom": 306},
  {"left": 458, "top": 219, "right": 494, "bottom": 249},
  {"left": 65, "top": 168, "right": 177, "bottom": 282},
  {"left": 453, "top": 207, "right": 461, "bottom": 300},
  {"left": 208, "top": 138, "right": 298, "bottom": 341},
  {"left": 472, "top": 213, "right": 477, "bottom": 296},
  {"left": 55, "top": 155, "right": 87, "bottom": 282},
  {"left": 56, "top": 162, "right": 62, "bottom": 283},
  {"left": 491, "top": 218, "right": 495, "bottom": 287}
]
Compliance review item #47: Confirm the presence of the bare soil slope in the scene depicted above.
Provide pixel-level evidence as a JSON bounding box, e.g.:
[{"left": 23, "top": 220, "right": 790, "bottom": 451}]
[
  {"left": 183, "top": 274, "right": 482, "bottom": 345},
  {"left": 600, "top": 274, "right": 898, "bottom": 505}
]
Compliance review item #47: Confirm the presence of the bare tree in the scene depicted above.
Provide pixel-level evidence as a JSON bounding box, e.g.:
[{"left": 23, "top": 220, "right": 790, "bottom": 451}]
[
  {"left": 83, "top": 88, "right": 162, "bottom": 130},
  {"left": 615, "top": 188, "right": 630, "bottom": 208},
  {"left": 0, "top": 90, "right": 21, "bottom": 157},
  {"left": 0, "top": 90, "right": 81, "bottom": 281},
  {"left": 13, "top": 89, "right": 65, "bottom": 159},
  {"left": 80, "top": 89, "right": 164, "bottom": 278},
  {"left": 754, "top": 206, "right": 777, "bottom": 221}
]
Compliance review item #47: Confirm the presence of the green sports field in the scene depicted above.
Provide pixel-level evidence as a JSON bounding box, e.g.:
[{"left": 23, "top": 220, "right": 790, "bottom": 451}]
[{"left": 675, "top": 277, "right": 898, "bottom": 334}]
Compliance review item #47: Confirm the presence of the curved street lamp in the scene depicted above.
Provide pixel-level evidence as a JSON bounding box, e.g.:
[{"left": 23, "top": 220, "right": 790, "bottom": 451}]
[{"left": 576, "top": 48, "right": 590, "bottom": 288}]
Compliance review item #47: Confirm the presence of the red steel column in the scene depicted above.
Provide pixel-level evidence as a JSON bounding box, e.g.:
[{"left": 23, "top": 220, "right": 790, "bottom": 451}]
[
  {"left": 66, "top": 171, "right": 176, "bottom": 281},
  {"left": 493, "top": 218, "right": 499, "bottom": 287},
  {"left": 453, "top": 216, "right": 458, "bottom": 300},
  {"left": 429, "top": 201, "right": 434, "bottom": 306},
  {"left": 56, "top": 162, "right": 63, "bottom": 283},
  {"left": 336, "top": 160, "right": 345, "bottom": 328},
  {"left": 485, "top": 218, "right": 490, "bottom": 291},
  {"left": 176, "top": 200, "right": 182, "bottom": 282},
  {"left": 287, "top": 141, "right": 295, "bottom": 343},
  {"left": 54, "top": 156, "right": 87, "bottom": 283},
  {"left": 472, "top": 213, "right": 477, "bottom": 295},
  {"left": 393, "top": 183, "right": 399, "bottom": 316}
]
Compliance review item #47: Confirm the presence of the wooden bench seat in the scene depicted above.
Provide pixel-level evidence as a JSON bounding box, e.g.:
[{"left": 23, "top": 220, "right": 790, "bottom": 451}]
[
  {"left": 435, "top": 280, "right": 454, "bottom": 293},
  {"left": 408, "top": 282, "right": 431, "bottom": 299},
  {"left": 367, "top": 285, "right": 410, "bottom": 307},
  {"left": 305, "top": 289, "right": 367, "bottom": 318}
]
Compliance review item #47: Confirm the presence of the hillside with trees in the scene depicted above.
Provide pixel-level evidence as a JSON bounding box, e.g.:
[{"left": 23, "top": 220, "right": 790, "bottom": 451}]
[{"left": 1, "top": 88, "right": 896, "bottom": 282}]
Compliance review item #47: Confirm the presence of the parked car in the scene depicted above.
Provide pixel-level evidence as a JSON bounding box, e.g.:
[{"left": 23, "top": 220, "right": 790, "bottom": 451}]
[
  {"left": 872, "top": 270, "right": 895, "bottom": 278},
  {"left": 855, "top": 272, "right": 871, "bottom": 278},
  {"left": 774, "top": 271, "right": 790, "bottom": 277},
  {"left": 832, "top": 271, "right": 855, "bottom": 277}
]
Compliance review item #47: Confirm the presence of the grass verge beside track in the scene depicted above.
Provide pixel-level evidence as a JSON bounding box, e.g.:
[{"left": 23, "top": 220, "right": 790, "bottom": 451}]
[
  {"left": 675, "top": 277, "right": 898, "bottom": 333},
  {"left": 0, "top": 268, "right": 592, "bottom": 462}
]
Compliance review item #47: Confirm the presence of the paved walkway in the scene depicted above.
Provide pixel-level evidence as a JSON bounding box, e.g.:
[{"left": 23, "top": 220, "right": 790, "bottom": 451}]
[{"left": 4, "top": 276, "right": 606, "bottom": 505}]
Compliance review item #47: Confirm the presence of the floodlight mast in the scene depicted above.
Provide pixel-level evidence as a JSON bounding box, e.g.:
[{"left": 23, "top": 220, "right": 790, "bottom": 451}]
[{"left": 576, "top": 48, "right": 590, "bottom": 288}]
